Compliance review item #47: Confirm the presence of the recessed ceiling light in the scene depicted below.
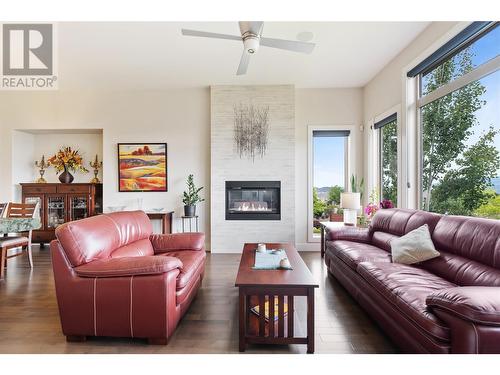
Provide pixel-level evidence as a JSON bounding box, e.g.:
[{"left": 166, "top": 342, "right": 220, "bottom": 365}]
[{"left": 297, "top": 31, "right": 314, "bottom": 42}]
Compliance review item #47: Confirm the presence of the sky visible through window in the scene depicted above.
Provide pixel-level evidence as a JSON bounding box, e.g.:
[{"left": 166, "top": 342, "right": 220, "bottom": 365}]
[
  {"left": 452, "top": 27, "right": 499, "bottom": 166},
  {"left": 313, "top": 136, "right": 345, "bottom": 188},
  {"left": 422, "top": 25, "right": 500, "bottom": 91}
]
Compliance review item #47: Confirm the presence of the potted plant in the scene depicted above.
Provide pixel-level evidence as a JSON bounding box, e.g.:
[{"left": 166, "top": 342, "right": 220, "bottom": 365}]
[
  {"left": 350, "top": 174, "right": 365, "bottom": 201},
  {"left": 328, "top": 204, "right": 344, "bottom": 222},
  {"left": 48, "top": 146, "right": 89, "bottom": 183},
  {"left": 182, "top": 174, "right": 205, "bottom": 217},
  {"left": 364, "top": 187, "right": 380, "bottom": 223}
]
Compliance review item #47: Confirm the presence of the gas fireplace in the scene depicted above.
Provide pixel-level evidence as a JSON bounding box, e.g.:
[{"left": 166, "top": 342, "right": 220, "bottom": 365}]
[{"left": 225, "top": 181, "right": 281, "bottom": 220}]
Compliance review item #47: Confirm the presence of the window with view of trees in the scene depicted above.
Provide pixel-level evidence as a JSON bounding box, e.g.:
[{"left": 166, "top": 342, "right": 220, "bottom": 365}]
[
  {"left": 419, "top": 23, "right": 500, "bottom": 219},
  {"left": 379, "top": 117, "right": 398, "bottom": 206},
  {"left": 311, "top": 130, "right": 348, "bottom": 239}
]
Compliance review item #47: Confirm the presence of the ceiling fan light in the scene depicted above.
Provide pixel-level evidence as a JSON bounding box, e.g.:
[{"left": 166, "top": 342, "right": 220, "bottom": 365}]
[{"left": 243, "top": 36, "right": 260, "bottom": 54}]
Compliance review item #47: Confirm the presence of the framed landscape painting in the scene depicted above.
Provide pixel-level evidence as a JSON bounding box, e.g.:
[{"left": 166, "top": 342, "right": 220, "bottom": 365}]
[{"left": 118, "top": 143, "right": 167, "bottom": 192}]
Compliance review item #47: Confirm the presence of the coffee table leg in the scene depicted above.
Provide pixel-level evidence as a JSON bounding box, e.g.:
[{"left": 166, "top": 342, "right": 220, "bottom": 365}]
[
  {"left": 239, "top": 288, "right": 246, "bottom": 352},
  {"left": 307, "top": 288, "right": 315, "bottom": 354}
]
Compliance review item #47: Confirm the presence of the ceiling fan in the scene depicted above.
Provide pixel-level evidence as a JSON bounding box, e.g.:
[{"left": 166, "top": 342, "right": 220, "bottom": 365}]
[{"left": 181, "top": 21, "right": 315, "bottom": 75}]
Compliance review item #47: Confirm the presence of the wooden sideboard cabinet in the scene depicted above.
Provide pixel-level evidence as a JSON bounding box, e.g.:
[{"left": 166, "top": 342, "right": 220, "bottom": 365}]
[{"left": 20, "top": 183, "right": 103, "bottom": 246}]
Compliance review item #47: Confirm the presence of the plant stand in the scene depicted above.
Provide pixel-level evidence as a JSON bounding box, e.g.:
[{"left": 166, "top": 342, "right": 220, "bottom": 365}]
[{"left": 181, "top": 215, "right": 199, "bottom": 232}]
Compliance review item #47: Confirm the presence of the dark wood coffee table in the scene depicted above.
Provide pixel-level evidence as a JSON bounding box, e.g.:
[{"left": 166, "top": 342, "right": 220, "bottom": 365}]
[{"left": 235, "top": 243, "right": 319, "bottom": 353}]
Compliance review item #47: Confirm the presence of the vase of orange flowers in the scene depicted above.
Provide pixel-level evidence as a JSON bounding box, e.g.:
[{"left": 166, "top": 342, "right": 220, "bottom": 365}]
[{"left": 48, "top": 146, "right": 89, "bottom": 183}]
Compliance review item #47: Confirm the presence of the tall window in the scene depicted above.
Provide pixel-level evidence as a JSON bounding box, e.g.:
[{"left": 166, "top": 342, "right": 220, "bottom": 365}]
[
  {"left": 311, "top": 130, "right": 348, "bottom": 240},
  {"left": 410, "top": 22, "right": 500, "bottom": 218},
  {"left": 375, "top": 114, "right": 398, "bottom": 206}
]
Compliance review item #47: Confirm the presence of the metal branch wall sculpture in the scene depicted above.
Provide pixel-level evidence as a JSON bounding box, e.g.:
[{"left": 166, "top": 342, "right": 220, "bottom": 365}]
[{"left": 233, "top": 103, "right": 270, "bottom": 161}]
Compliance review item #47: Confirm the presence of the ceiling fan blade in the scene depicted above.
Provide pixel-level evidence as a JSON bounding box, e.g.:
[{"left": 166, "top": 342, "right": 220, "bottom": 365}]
[
  {"left": 239, "top": 21, "right": 264, "bottom": 36},
  {"left": 181, "top": 29, "right": 241, "bottom": 41},
  {"left": 260, "top": 37, "right": 315, "bottom": 54},
  {"left": 237, "top": 52, "right": 251, "bottom": 75}
]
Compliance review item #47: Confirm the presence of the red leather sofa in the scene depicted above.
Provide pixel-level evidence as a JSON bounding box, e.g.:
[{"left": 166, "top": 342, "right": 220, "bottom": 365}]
[
  {"left": 51, "top": 210, "right": 205, "bottom": 344},
  {"left": 324, "top": 208, "right": 500, "bottom": 353}
]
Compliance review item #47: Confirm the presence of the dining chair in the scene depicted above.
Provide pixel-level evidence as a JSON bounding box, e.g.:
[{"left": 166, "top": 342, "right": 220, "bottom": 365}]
[
  {"left": 0, "top": 203, "right": 6, "bottom": 238},
  {"left": 0, "top": 203, "right": 7, "bottom": 218},
  {"left": 0, "top": 202, "right": 37, "bottom": 280}
]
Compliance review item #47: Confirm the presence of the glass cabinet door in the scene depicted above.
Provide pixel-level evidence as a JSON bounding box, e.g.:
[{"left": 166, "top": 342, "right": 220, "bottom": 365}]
[
  {"left": 68, "top": 195, "right": 89, "bottom": 221},
  {"left": 46, "top": 195, "right": 66, "bottom": 229}
]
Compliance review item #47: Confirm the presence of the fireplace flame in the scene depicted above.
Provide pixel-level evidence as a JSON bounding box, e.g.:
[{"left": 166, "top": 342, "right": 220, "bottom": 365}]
[{"left": 233, "top": 201, "right": 270, "bottom": 212}]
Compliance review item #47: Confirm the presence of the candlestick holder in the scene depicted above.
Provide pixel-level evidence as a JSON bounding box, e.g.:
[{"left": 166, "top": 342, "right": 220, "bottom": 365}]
[
  {"left": 89, "top": 154, "right": 103, "bottom": 183},
  {"left": 35, "top": 155, "right": 49, "bottom": 183}
]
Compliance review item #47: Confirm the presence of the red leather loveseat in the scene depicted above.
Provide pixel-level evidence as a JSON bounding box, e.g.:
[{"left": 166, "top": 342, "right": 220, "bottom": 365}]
[
  {"left": 51, "top": 210, "right": 205, "bottom": 344},
  {"left": 325, "top": 208, "right": 500, "bottom": 353}
]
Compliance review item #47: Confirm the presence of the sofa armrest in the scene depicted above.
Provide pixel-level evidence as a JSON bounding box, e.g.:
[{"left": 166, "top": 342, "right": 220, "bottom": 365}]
[
  {"left": 326, "top": 227, "right": 371, "bottom": 243},
  {"left": 150, "top": 232, "right": 205, "bottom": 254},
  {"left": 427, "top": 287, "right": 500, "bottom": 326},
  {"left": 74, "top": 256, "right": 182, "bottom": 278}
]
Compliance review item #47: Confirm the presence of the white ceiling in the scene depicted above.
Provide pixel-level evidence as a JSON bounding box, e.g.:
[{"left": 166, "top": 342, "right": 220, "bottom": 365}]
[{"left": 58, "top": 22, "right": 430, "bottom": 90}]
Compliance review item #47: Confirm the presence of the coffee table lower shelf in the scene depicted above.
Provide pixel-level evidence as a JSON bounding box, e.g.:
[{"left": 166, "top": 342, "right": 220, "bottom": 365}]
[{"left": 238, "top": 286, "right": 315, "bottom": 353}]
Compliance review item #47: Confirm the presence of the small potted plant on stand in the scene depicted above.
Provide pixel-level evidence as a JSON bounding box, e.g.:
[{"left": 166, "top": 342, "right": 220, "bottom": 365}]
[{"left": 182, "top": 174, "right": 204, "bottom": 217}]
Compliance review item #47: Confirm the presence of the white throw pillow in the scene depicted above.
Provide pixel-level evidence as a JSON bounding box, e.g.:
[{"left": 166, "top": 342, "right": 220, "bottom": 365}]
[{"left": 390, "top": 224, "right": 440, "bottom": 265}]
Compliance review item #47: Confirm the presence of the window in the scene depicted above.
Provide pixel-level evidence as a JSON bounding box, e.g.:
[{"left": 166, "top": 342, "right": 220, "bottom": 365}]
[
  {"left": 375, "top": 114, "right": 398, "bottom": 206},
  {"left": 309, "top": 129, "right": 349, "bottom": 241},
  {"left": 412, "top": 22, "right": 500, "bottom": 218}
]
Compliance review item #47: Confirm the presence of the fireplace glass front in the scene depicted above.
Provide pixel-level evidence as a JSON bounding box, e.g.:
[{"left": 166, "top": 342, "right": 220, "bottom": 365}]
[{"left": 225, "top": 181, "right": 281, "bottom": 220}]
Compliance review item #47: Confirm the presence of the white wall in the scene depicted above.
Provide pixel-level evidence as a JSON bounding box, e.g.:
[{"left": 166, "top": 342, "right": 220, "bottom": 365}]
[
  {"left": 0, "top": 88, "right": 211, "bottom": 246},
  {"left": 35, "top": 133, "right": 103, "bottom": 184},
  {"left": 295, "top": 88, "right": 364, "bottom": 249},
  {"left": 363, "top": 22, "right": 459, "bottom": 123},
  {"left": 11, "top": 131, "right": 35, "bottom": 202}
]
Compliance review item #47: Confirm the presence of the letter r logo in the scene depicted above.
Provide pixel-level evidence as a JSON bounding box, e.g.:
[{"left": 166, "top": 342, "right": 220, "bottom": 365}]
[{"left": 2, "top": 24, "right": 53, "bottom": 75}]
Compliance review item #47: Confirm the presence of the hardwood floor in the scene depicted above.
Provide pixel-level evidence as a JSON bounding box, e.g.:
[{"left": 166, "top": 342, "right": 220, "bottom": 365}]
[{"left": 0, "top": 246, "right": 397, "bottom": 354}]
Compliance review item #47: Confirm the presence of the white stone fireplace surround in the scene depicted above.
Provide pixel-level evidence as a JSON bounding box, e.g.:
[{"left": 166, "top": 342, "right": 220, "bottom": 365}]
[{"left": 211, "top": 85, "right": 295, "bottom": 253}]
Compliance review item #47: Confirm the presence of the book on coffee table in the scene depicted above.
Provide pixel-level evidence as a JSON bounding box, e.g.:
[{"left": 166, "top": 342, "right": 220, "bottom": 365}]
[{"left": 250, "top": 297, "right": 288, "bottom": 322}]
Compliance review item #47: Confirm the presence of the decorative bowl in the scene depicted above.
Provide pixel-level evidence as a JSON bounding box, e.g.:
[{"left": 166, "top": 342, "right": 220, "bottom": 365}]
[
  {"left": 107, "top": 206, "right": 126, "bottom": 212},
  {"left": 150, "top": 208, "right": 165, "bottom": 213}
]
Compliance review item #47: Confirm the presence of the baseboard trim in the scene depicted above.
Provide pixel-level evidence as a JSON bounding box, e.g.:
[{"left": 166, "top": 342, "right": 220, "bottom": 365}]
[
  {"left": 295, "top": 243, "right": 320, "bottom": 252},
  {"left": 210, "top": 242, "right": 320, "bottom": 253}
]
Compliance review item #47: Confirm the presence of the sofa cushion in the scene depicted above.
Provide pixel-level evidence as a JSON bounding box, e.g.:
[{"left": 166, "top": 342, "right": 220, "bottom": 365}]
[
  {"left": 161, "top": 250, "right": 206, "bottom": 290},
  {"left": 326, "top": 240, "right": 391, "bottom": 270},
  {"left": 74, "top": 255, "right": 182, "bottom": 278},
  {"left": 391, "top": 224, "right": 440, "bottom": 265},
  {"left": 416, "top": 250, "right": 500, "bottom": 287},
  {"left": 357, "top": 261, "right": 455, "bottom": 341},
  {"left": 370, "top": 208, "right": 441, "bottom": 237},
  {"left": 371, "top": 231, "right": 398, "bottom": 252},
  {"left": 432, "top": 215, "right": 500, "bottom": 270},
  {"left": 110, "top": 238, "right": 155, "bottom": 258},
  {"left": 55, "top": 210, "right": 153, "bottom": 267},
  {"left": 176, "top": 269, "right": 203, "bottom": 306}
]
